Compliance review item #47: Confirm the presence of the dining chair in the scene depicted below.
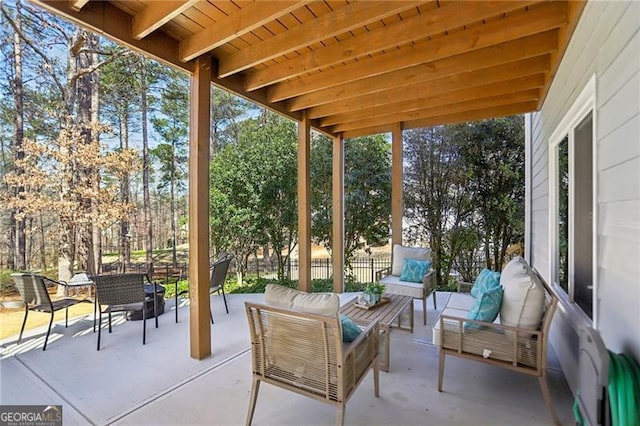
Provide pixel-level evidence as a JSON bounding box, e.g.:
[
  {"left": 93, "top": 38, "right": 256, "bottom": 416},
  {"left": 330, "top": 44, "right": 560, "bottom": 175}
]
[
  {"left": 173, "top": 254, "right": 232, "bottom": 323},
  {"left": 92, "top": 273, "right": 152, "bottom": 351},
  {"left": 11, "top": 273, "right": 91, "bottom": 351},
  {"left": 209, "top": 254, "right": 232, "bottom": 324}
]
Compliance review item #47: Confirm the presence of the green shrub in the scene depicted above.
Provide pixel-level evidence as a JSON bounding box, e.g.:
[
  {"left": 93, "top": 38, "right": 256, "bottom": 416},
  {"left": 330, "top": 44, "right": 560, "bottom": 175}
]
[
  {"left": 0, "top": 269, "right": 15, "bottom": 296},
  {"left": 161, "top": 274, "right": 391, "bottom": 298}
]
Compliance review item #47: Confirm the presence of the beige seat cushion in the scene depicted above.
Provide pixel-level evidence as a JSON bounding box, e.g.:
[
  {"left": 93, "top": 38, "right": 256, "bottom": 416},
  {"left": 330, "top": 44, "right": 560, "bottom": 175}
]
[
  {"left": 264, "top": 284, "right": 339, "bottom": 316},
  {"left": 444, "top": 292, "right": 476, "bottom": 311},
  {"left": 432, "top": 307, "right": 469, "bottom": 345},
  {"left": 380, "top": 275, "right": 423, "bottom": 298},
  {"left": 391, "top": 245, "right": 431, "bottom": 276}
]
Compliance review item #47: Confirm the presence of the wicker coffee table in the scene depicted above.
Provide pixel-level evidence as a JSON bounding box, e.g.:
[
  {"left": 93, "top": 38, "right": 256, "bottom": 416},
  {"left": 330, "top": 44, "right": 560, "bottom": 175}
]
[{"left": 341, "top": 293, "right": 413, "bottom": 372}]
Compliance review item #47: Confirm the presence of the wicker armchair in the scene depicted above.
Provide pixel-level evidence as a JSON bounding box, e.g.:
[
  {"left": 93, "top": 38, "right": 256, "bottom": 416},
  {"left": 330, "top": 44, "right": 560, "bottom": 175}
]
[
  {"left": 11, "top": 273, "right": 91, "bottom": 351},
  {"left": 244, "top": 287, "right": 379, "bottom": 426},
  {"left": 376, "top": 245, "right": 436, "bottom": 325},
  {"left": 92, "top": 273, "right": 154, "bottom": 351}
]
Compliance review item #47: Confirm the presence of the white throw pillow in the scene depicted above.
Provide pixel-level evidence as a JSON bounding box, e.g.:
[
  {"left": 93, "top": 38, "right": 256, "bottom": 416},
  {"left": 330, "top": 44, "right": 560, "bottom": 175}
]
[
  {"left": 500, "top": 261, "right": 545, "bottom": 330},
  {"left": 500, "top": 256, "right": 526, "bottom": 283},
  {"left": 391, "top": 244, "right": 431, "bottom": 277},
  {"left": 265, "top": 284, "right": 339, "bottom": 316}
]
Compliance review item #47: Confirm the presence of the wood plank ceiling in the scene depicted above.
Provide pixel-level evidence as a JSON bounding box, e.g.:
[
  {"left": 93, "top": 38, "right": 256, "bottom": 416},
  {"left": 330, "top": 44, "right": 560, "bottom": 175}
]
[{"left": 33, "top": 0, "right": 585, "bottom": 138}]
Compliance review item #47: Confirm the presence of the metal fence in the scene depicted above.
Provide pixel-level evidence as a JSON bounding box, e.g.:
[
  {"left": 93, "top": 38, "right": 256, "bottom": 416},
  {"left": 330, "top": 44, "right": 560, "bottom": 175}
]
[
  {"left": 284, "top": 258, "right": 392, "bottom": 283},
  {"left": 105, "top": 255, "right": 487, "bottom": 284},
  {"left": 104, "top": 257, "right": 392, "bottom": 284}
]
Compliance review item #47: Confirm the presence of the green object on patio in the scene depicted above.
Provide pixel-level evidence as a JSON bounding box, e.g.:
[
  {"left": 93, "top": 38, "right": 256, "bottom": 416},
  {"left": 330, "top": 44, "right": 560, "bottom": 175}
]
[
  {"left": 340, "top": 315, "right": 361, "bottom": 342},
  {"left": 607, "top": 350, "right": 640, "bottom": 426}
]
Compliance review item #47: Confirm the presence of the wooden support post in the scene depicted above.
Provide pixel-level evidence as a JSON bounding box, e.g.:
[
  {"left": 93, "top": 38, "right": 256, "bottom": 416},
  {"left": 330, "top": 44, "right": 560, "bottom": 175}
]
[
  {"left": 188, "top": 56, "right": 211, "bottom": 360},
  {"left": 332, "top": 133, "right": 345, "bottom": 293},
  {"left": 391, "top": 123, "right": 403, "bottom": 248},
  {"left": 298, "top": 110, "right": 312, "bottom": 292}
]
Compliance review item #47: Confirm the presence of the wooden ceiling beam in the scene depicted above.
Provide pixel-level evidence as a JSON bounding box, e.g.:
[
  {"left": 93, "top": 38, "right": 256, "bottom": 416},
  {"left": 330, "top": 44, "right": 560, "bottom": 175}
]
[
  {"left": 180, "top": 1, "right": 309, "bottom": 62},
  {"left": 209, "top": 59, "right": 334, "bottom": 138},
  {"left": 217, "top": 1, "right": 423, "bottom": 78},
  {"left": 30, "top": 0, "right": 194, "bottom": 73},
  {"left": 342, "top": 101, "right": 538, "bottom": 139},
  {"left": 266, "top": 1, "right": 566, "bottom": 100},
  {"left": 26, "top": 1, "right": 335, "bottom": 137},
  {"left": 403, "top": 102, "right": 538, "bottom": 132},
  {"left": 343, "top": 124, "right": 394, "bottom": 140},
  {"left": 69, "top": 0, "right": 90, "bottom": 11},
  {"left": 133, "top": 1, "right": 198, "bottom": 40},
  {"left": 320, "top": 75, "right": 545, "bottom": 127},
  {"left": 538, "top": 0, "right": 587, "bottom": 108},
  {"left": 288, "top": 31, "right": 557, "bottom": 111},
  {"left": 306, "top": 55, "right": 550, "bottom": 118},
  {"left": 246, "top": 0, "right": 546, "bottom": 92},
  {"left": 331, "top": 90, "right": 540, "bottom": 133}
]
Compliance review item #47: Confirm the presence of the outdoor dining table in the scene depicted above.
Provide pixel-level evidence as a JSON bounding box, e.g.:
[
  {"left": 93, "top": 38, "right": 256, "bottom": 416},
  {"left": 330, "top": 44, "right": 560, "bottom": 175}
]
[{"left": 67, "top": 272, "right": 98, "bottom": 330}]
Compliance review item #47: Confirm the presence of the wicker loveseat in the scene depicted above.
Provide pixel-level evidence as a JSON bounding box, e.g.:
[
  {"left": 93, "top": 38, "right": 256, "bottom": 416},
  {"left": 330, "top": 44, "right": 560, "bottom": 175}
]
[
  {"left": 433, "top": 257, "right": 560, "bottom": 425},
  {"left": 376, "top": 244, "right": 437, "bottom": 325},
  {"left": 244, "top": 284, "right": 379, "bottom": 426}
]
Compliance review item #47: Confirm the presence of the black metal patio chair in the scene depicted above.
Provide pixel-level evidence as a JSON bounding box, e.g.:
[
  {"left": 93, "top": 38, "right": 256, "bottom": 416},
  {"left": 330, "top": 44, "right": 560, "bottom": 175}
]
[
  {"left": 92, "top": 273, "right": 155, "bottom": 351},
  {"left": 173, "top": 253, "right": 233, "bottom": 323},
  {"left": 11, "top": 273, "right": 92, "bottom": 351}
]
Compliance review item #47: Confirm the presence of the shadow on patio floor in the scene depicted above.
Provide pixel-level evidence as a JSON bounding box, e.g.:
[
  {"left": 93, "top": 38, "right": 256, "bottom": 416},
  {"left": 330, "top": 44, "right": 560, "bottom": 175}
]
[{"left": 0, "top": 292, "right": 573, "bottom": 425}]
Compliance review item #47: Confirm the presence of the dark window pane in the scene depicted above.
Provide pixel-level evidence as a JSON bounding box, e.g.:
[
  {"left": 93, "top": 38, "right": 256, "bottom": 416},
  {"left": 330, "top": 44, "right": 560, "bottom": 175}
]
[
  {"left": 573, "top": 112, "right": 593, "bottom": 318},
  {"left": 558, "top": 136, "right": 569, "bottom": 293}
]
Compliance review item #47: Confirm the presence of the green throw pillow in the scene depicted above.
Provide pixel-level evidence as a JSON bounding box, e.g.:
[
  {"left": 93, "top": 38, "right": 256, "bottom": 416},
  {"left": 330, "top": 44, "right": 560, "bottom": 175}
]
[
  {"left": 399, "top": 258, "right": 432, "bottom": 283},
  {"left": 465, "top": 285, "right": 503, "bottom": 330},
  {"left": 470, "top": 268, "right": 501, "bottom": 298},
  {"left": 340, "top": 315, "right": 362, "bottom": 342}
]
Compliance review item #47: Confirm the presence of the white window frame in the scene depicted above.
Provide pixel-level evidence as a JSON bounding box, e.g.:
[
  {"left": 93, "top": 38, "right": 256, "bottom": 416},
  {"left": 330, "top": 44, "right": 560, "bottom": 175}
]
[{"left": 548, "top": 74, "right": 598, "bottom": 327}]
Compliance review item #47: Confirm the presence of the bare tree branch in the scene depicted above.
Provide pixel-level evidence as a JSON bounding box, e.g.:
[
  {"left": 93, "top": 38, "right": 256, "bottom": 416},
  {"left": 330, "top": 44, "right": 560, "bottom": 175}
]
[{"left": 0, "top": 3, "right": 66, "bottom": 96}]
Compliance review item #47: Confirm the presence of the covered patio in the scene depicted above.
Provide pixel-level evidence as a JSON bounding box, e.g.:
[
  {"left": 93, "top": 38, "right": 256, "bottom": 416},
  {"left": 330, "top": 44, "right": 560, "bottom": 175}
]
[
  {"left": 29, "top": 0, "right": 585, "bottom": 360},
  {"left": 0, "top": 294, "right": 574, "bottom": 425},
  {"left": 6, "top": 0, "right": 637, "bottom": 424}
]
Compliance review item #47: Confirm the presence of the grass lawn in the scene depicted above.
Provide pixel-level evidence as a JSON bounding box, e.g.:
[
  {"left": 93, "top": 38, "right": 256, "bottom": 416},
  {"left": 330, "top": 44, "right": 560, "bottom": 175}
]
[{"left": 0, "top": 302, "right": 95, "bottom": 341}]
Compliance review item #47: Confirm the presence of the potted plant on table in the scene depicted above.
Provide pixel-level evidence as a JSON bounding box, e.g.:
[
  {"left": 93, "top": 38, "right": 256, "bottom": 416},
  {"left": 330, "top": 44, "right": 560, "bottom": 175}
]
[{"left": 365, "top": 283, "right": 386, "bottom": 304}]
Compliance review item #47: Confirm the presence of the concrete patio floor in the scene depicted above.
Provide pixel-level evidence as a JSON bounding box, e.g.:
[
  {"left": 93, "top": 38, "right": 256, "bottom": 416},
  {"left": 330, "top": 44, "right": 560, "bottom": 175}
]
[{"left": 0, "top": 292, "right": 574, "bottom": 425}]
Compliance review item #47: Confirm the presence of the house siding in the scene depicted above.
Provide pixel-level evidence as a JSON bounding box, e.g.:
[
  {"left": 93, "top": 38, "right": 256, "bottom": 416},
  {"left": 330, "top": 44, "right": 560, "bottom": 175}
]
[{"left": 529, "top": 0, "right": 640, "bottom": 394}]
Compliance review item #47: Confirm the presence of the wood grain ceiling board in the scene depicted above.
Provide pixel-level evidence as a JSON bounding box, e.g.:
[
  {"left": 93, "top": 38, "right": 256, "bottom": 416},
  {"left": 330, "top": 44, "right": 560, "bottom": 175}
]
[{"left": 31, "top": 0, "right": 586, "bottom": 137}]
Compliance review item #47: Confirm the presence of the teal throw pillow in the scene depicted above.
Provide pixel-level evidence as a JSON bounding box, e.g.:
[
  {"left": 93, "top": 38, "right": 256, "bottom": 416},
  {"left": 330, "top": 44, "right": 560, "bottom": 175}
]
[
  {"left": 399, "top": 258, "right": 432, "bottom": 283},
  {"left": 470, "top": 268, "right": 501, "bottom": 298},
  {"left": 340, "top": 315, "right": 362, "bottom": 342},
  {"left": 465, "top": 285, "right": 503, "bottom": 330}
]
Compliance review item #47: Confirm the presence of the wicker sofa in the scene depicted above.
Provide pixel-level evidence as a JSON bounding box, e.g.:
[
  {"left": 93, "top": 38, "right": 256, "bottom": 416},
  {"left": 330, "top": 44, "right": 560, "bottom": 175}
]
[
  {"left": 433, "top": 257, "right": 560, "bottom": 425},
  {"left": 376, "top": 244, "right": 437, "bottom": 325}
]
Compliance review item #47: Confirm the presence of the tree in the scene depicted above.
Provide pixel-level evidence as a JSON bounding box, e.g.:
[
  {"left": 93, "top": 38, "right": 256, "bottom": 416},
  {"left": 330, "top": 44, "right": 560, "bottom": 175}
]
[
  {"left": 101, "top": 50, "right": 149, "bottom": 272},
  {"left": 210, "top": 89, "right": 253, "bottom": 154},
  {"left": 3, "top": 0, "right": 26, "bottom": 270},
  {"left": 4, "top": 124, "right": 139, "bottom": 273},
  {"left": 403, "top": 127, "right": 474, "bottom": 288},
  {"left": 151, "top": 68, "right": 189, "bottom": 266},
  {"left": 1, "top": 1, "right": 127, "bottom": 279},
  {"left": 311, "top": 134, "right": 391, "bottom": 271},
  {"left": 209, "top": 140, "right": 260, "bottom": 284},
  {"left": 449, "top": 116, "right": 525, "bottom": 270},
  {"left": 139, "top": 58, "right": 156, "bottom": 275},
  {"left": 210, "top": 111, "right": 298, "bottom": 282}
]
